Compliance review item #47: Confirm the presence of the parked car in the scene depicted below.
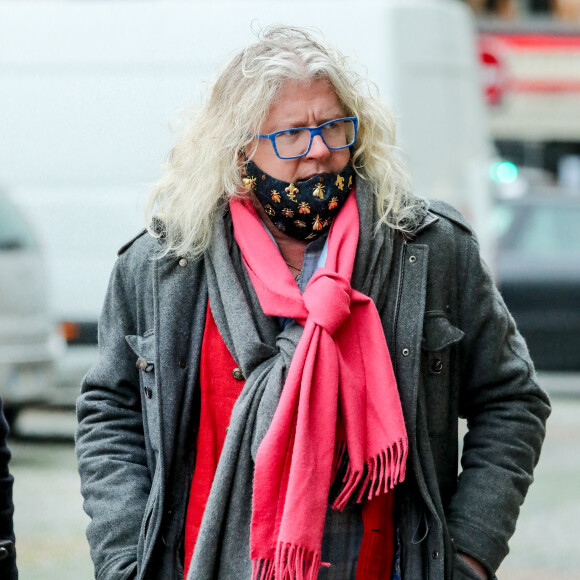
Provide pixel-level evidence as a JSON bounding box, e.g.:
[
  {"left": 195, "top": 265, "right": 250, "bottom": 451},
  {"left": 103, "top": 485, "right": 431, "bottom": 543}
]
[
  {"left": 495, "top": 192, "right": 580, "bottom": 371},
  {"left": 0, "top": 191, "right": 62, "bottom": 427}
]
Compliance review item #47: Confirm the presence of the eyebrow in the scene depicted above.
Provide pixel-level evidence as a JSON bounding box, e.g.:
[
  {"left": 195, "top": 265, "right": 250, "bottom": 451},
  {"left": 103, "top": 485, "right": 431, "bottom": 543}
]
[{"left": 278, "top": 112, "right": 347, "bottom": 129}]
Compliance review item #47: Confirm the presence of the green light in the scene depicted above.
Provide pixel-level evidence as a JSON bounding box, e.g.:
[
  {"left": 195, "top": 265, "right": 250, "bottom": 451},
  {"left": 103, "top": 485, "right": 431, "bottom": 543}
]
[{"left": 490, "top": 161, "right": 518, "bottom": 184}]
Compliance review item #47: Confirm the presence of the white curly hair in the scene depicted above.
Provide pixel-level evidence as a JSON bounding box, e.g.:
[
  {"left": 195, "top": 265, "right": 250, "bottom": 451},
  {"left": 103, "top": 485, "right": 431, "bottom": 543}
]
[{"left": 146, "top": 25, "right": 416, "bottom": 257}]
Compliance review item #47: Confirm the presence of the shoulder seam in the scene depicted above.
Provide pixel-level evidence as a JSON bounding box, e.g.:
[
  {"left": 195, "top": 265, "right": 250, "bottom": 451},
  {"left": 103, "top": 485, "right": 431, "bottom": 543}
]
[
  {"left": 117, "top": 229, "right": 148, "bottom": 256},
  {"left": 428, "top": 200, "right": 473, "bottom": 235}
]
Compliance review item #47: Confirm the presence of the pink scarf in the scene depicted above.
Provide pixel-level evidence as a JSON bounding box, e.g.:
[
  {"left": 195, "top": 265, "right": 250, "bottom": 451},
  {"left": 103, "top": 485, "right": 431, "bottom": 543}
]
[{"left": 230, "top": 190, "right": 408, "bottom": 580}]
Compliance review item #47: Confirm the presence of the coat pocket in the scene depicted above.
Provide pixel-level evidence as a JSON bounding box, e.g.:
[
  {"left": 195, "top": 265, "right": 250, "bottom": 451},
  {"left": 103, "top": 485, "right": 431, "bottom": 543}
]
[
  {"left": 136, "top": 465, "right": 163, "bottom": 577},
  {"left": 125, "top": 330, "right": 161, "bottom": 455},
  {"left": 421, "top": 313, "right": 464, "bottom": 434},
  {"left": 453, "top": 553, "right": 487, "bottom": 579}
]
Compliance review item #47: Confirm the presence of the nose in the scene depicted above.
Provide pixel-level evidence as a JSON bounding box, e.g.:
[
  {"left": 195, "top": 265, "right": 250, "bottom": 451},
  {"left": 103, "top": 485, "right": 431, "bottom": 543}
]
[{"left": 306, "top": 134, "right": 331, "bottom": 159}]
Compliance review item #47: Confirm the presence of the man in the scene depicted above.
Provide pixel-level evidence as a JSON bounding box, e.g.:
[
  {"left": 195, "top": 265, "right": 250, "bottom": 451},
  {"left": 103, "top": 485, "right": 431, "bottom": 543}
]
[
  {"left": 76, "top": 26, "right": 550, "bottom": 580},
  {"left": 0, "top": 397, "right": 17, "bottom": 580}
]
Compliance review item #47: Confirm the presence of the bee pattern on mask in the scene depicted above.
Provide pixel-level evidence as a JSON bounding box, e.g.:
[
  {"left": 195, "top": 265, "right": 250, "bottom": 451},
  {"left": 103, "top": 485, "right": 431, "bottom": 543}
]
[
  {"left": 242, "top": 177, "right": 257, "bottom": 190},
  {"left": 313, "top": 183, "right": 325, "bottom": 199},
  {"left": 285, "top": 183, "right": 299, "bottom": 197},
  {"left": 243, "top": 159, "right": 354, "bottom": 241},
  {"left": 348, "top": 175, "right": 353, "bottom": 189}
]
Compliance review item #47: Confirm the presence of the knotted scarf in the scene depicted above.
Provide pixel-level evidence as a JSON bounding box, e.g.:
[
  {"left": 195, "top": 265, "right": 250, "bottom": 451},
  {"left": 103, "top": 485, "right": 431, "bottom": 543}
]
[{"left": 229, "top": 190, "right": 408, "bottom": 580}]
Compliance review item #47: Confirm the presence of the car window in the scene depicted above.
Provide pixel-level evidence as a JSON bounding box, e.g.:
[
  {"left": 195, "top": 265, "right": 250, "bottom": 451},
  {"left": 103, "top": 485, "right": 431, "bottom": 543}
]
[
  {"left": 492, "top": 204, "right": 516, "bottom": 239},
  {"left": 0, "top": 194, "right": 36, "bottom": 250},
  {"left": 513, "top": 204, "right": 580, "bottom": 256}
]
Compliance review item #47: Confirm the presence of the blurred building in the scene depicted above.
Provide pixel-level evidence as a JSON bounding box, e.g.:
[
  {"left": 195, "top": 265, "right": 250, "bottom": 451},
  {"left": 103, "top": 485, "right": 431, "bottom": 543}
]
[
  {"left": 467, "top": 0, "right": 580, "bottom": 20},
  {"left": 465, "top": 0, "right": 580, "bottom": 194}
]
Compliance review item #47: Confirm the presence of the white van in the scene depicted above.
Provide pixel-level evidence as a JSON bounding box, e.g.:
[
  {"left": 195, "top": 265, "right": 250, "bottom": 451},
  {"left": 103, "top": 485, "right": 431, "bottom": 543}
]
[
  {"left": 0, "top": 0, "right": 492, "bottom": 403},
  {"left": 0, "top": 190, "right": 63, "bottom": 426}
]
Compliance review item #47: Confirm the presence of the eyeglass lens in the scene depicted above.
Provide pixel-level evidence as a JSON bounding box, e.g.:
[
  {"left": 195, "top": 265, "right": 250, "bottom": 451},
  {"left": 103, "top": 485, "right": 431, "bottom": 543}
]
[{"left": 274, "top": 119, "right": 355, "bottom": 159}]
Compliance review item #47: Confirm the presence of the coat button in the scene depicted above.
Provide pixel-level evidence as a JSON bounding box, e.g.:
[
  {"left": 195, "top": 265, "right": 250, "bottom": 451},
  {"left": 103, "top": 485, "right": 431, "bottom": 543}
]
[
  {"left": 144, "top": 386, "right": 152, "bottom": 399},
  {"left": 178, "top": 359, "right": 187, "bottom": 369},
  {"left": 178, "top": 258, "right": 188, "bottom": 267},
  {"left": 402, "top": 348, "right": 410, "bottom": 357},
  {"left": 430, "top": 358, "right": 443, "bottom": 374},
  {"left": 432, "top": 550, "right": 439, "bottom": 559},
  {"left": 409, "top": 255, "right": 417, "bottom": 263},
  {"left": 136, "top": 358, "right": 153, "bottom": 373},
  {"left": 232, "top": 368, "right": 244, "bottom": 381}
]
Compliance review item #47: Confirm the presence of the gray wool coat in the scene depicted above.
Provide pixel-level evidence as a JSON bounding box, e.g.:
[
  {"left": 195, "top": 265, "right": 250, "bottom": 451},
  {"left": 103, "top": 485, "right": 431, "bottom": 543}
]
[{"left": 76, "top": 197, "right": 550, "bottom": 580}]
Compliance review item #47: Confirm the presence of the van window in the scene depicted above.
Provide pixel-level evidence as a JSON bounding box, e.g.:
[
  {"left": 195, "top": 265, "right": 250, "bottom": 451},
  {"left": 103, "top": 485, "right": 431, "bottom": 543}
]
[{"left": 0, "top": 194, "right": 36, "bottom": 250}]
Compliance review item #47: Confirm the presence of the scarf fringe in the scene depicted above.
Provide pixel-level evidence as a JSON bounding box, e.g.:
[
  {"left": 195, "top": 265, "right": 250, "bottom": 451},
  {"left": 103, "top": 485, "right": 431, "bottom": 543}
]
[
  {"left": 252, "top": 543, "right": 323, "bottom": 580},
  {"left": 332, "top": 438, "right": 408, "bottom": 511},
  {"left": 252, "top": 558, "right": 276, "bottom": 580}
]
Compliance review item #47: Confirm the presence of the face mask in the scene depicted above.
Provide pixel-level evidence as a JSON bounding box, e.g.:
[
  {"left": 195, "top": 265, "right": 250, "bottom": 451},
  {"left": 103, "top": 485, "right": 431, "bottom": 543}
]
[{"left": 242, "top": 160, "right": 355, "bottom": 241}]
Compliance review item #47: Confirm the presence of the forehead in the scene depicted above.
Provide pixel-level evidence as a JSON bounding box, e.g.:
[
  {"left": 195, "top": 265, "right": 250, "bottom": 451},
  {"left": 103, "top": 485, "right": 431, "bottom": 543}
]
[{"left": 262, "top": 79, "right": 345, "bottom": 130}]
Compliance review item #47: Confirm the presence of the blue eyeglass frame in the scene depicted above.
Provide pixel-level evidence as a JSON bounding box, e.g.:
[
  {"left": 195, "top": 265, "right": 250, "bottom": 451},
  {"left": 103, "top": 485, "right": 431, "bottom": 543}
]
[{"left": 255, "top": 116, "right": 358, "bottom": 160}]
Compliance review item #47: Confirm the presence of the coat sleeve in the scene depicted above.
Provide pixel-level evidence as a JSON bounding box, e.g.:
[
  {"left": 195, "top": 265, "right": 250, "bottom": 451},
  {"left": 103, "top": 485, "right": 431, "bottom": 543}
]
[
  {"left": 76, "top": 254, "right": 149, "bottom": 580},
  {"left": 446, "top": 231, "right": 551, "bottom": 575},
  {"left": 0, "top": 397, "right": 17, "bottom": 580}
]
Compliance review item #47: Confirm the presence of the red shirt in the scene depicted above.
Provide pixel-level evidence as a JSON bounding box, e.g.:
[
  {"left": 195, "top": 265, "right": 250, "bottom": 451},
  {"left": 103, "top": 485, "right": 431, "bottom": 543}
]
[{"left": 183, "top": 305, "right": 245, "bottom": 576}]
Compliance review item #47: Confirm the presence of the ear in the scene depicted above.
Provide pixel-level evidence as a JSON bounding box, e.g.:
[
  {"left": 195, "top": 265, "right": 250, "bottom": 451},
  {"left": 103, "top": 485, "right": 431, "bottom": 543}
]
[
  {"left": 237, "top": 151, "right": 248, "bottom": 177},
  {"left": 243, "top": 139, "right": 258, "bottom": 162}
]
